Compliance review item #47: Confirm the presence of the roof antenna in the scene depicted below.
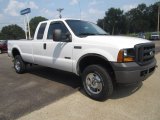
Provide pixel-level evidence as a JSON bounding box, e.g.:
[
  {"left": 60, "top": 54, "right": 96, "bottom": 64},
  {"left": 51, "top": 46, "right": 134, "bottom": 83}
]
[
  {"left": 57, "top": 8, "right": 64, "bottom": 18},
  {"left": 78, "top": 0, "right": 82, "bottom": 20}
]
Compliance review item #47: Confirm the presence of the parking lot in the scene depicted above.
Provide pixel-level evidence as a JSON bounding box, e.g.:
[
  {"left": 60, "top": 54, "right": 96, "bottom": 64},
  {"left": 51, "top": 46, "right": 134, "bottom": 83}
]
[{"left": 0, "top": 41, "right": 160, "bottom": 120}]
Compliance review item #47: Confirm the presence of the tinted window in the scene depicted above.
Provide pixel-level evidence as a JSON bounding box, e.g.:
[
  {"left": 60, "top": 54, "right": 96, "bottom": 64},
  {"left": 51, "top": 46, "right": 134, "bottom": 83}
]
[
  {"left": 47, "top": 22, "right": 69, "bottom": 40},
  {"left": 66, "top": 20, "right": 107, "bottom": 37},
  {"left": 0, "top": 40, "right": 7, "bottom": 45},
  {"left": 37, "top": 23, "right": 47, "bottom": 39}
]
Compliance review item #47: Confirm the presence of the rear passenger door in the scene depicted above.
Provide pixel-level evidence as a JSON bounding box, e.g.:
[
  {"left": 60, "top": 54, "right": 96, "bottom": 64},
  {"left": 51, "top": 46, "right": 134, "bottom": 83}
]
[{"left": 32, "top": 23, "right": 47, "bottom": 66}]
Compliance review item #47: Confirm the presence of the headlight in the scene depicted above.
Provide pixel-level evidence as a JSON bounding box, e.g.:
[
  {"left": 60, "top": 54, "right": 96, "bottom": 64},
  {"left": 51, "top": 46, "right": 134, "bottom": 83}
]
[{"left": 117, "top": 48, "right": 135, "bottom": 62}]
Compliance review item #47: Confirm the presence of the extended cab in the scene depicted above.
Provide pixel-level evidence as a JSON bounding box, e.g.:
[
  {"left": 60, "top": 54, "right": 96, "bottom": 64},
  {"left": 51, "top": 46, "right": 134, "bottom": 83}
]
[{"left": 8, "top": 19, "right": 156, "bottom": 100}]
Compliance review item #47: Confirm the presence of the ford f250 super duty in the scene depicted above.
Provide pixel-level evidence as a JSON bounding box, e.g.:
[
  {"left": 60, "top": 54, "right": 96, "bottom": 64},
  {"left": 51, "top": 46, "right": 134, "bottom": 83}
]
[{"left": 8, "top": 19, "right": 156, "bottom": 100}]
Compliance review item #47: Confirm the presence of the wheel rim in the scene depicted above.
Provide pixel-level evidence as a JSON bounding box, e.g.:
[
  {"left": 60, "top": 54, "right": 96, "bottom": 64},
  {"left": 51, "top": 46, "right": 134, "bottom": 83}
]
[
  {"left": 15, "top": 60, "right": 21, "bottom": 72},
  {"left": 85, "top": 73, "right": 103, "bottom": 94}
]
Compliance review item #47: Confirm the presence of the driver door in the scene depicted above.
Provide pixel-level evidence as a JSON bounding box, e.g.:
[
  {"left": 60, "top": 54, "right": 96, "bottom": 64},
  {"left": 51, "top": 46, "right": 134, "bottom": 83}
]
[{"left": 43, "top": 21, "right": 73, "bottom": 72}]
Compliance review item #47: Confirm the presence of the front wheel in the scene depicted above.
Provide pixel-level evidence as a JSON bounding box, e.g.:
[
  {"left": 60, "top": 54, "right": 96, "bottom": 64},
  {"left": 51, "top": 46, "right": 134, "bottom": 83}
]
[
  {"left": 14, "top": 55, "right": 26, "bottom": 74},
  {"left": 0, "top": 49, "right": 2, "bottom": 54},
  {"left": 82, "top": 65, "right": 113, "bottom": 101}
]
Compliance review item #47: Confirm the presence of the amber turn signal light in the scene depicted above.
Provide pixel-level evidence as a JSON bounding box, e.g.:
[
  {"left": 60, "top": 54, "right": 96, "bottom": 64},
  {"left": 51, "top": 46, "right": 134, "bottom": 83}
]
[
  {"left": 117, "top": 49, "right": 135, "bottom": 62},
  {"left": 117, "top": 50, "right": 124, "bottom": 62}
]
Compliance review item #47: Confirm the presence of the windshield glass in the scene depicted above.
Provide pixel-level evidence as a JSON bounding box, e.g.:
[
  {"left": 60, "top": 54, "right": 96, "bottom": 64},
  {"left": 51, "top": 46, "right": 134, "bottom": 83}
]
[
  {"left": 66, "top": 20, "right": 107, "bottom": 37},
  {"left": 0, "top": 40, "right": 7, "bottom": 45},
  {"left": 152, "top": 32, "right": 158, "bottom": 35}
]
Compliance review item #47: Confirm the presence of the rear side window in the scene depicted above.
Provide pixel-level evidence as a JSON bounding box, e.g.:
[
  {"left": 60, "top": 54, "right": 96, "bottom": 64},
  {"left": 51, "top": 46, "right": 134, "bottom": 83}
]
[{"left": 37, "top": 23, "right": 47, "bottom": 39}]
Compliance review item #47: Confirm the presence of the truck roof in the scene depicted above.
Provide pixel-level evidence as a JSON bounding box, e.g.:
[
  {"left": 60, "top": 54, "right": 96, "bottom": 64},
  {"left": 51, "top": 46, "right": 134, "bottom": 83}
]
[{"left": 40, "top": 18, "right": 81, "bottom": 24}]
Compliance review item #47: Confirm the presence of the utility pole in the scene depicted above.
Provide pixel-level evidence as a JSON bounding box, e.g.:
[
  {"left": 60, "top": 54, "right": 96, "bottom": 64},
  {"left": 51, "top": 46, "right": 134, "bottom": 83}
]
[
  {"left": 57, "top": 8, "right": 64, "bottom": 18},
  {"left": 26, "top": 14, "right": 31, "bottom": 39},
  {"left": 20, "top": 8, "right": 31, "bottom": 40},
  {"left": 158, "top": 3, "right": 160, "bottom": 36},
  {"left": 23, "top": 15, "right": 28, "bottom": 40}
]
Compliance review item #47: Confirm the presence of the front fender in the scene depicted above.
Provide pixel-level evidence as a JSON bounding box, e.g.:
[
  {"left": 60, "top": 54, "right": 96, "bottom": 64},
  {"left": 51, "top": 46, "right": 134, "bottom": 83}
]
[{"left": 73, "top": 48, "right": 118, "bottom": 75}]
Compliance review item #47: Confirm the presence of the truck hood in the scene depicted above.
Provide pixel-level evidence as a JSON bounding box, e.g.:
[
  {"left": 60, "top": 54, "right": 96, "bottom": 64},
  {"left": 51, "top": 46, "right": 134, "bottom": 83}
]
[{"left": 80, "top": 35, "right": 151, "bottom": 49}]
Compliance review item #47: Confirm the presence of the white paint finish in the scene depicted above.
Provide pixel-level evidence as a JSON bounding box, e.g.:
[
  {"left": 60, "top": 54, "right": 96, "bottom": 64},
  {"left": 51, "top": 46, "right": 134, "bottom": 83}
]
[
  {"left": 32, "top": 40, "right": 45, "bottom": 65},
  {"left": 42, "top": 40, "right": 73, "bottom": 72},
  {"left": 8, "top": 18, "right": 152, "bottom": 75},
  {"left": 8, "top": 40, "right": 34, "bottom": 63},
  {"left": 80, "top": 35, "right": 151, "bottom": 49}
]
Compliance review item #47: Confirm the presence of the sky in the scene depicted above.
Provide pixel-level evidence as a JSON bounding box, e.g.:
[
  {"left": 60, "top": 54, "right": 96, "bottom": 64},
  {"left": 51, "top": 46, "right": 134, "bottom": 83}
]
[{"left": 0, "top": 0, "right": 158, "bottom": 30}]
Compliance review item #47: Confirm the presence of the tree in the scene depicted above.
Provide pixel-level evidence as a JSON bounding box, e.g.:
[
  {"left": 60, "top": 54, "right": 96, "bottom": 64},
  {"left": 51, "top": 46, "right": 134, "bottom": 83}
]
[
  {"left": 0, "top": 32, "right": 6, "bottom": 40},
  {"left": 97, "top": 8, "right": 127, "bottom": 35},
  {"left": 29, "top": 16, "right": 47, "bottom": 37},
  {"left": 147, "top": 2, "right": 160, "bottom": 32},
  {"left": 97, "top": 2, "right": 159, "bottom": 35},
  {"left": 125, "top": 3, "right": 149, "bottom": 33},
  {"left": 105, "top": 8, "right": 127, "bottom": 35},
  {"left": 97, "top": 19, "right": 104, "bottom": 29},
  {"left": 1, "top": 24, "right": 25, "bottom": 40}
]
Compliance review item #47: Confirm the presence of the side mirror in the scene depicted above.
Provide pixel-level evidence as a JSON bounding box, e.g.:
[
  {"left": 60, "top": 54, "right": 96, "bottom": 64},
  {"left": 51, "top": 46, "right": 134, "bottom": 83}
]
[
  {"left": 53, "top": 29, "right": 72, "bottom": 42},
  {"left": 65, "top": 32, "right": 72, "bottom": 42},
  {"left": 53, "top": 29, "right": 62, "bottom": 41}
]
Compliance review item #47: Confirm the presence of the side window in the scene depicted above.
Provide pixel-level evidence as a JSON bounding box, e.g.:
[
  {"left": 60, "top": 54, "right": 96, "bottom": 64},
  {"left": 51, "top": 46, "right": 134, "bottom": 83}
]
[
  {"left": 37, "top": 23, "right": 47, "bottom": 39},
  {"left": 47, "top": 22, "right": 69, "bottom": 41}
]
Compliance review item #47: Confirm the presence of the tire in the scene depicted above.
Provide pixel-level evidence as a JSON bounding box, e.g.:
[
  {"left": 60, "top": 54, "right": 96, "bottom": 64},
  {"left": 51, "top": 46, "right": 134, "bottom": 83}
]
[
  {"left": 0, "top": 49, "right": 2, "bottom": 54},
  {"left": 14, "top": 55, "right": 26, "bottom": 74},
  {"left": 82, "top": 65, "right": 113, "bottom": 101}
]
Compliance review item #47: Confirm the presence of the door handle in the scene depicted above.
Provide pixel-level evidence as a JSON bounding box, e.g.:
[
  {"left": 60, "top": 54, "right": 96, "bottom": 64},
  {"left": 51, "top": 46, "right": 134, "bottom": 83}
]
[
  {"left": 43, "top": 43, "right": 46, "bottom": 50},
  {"left": 74, "top": 46, "right": 82, "bottom": 49}
]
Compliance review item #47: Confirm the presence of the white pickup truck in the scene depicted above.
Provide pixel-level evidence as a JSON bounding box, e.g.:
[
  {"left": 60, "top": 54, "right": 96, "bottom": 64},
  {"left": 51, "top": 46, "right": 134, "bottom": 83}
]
[{"left": 8, "top": 18, "right": 156, "bottom": 100}]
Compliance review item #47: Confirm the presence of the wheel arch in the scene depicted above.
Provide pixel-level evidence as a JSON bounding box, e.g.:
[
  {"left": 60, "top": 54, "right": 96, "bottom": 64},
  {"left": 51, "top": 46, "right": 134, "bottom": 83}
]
[
  {"left": 12, "top": 47, "right": 21, "bottom": 58},
  {"left": 77, "top": 53, "right": 115, "bottom": 81}
]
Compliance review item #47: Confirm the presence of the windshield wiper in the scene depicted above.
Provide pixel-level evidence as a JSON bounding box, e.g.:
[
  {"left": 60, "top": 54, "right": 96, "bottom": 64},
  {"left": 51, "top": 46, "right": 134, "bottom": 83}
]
[
  {"left": 78, "top": 33, "right": 97, "bottom": 36},
  {"left": 97, "top": 34, "right": 108, "bottom": 35}
]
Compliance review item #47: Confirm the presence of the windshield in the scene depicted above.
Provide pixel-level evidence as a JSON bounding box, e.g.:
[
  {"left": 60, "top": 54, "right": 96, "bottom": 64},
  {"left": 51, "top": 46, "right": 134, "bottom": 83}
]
[
  {"left": 152, "top": 32, "right": 158, "bottom": 35},
  {"left": 66, "top": 20, "right": 107, "bottom": 37},
  {"left": 0, "top": 40, "right": 7, "bottom": 45}
]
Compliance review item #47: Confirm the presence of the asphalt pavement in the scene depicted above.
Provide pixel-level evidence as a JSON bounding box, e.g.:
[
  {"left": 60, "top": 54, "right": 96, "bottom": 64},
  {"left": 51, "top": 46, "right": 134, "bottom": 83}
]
[
  {"left": 0, "top": 54, "right": 81, "bottom": 120},
  {"left": 0, "top": 41, "right": 160, "bottom": 120}
]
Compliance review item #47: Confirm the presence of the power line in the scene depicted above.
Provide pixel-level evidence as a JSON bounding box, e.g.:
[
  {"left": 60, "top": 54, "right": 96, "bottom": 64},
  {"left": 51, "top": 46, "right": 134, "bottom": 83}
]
[{"left": 78, "top": 0, "right": 82, "bottom": 20}]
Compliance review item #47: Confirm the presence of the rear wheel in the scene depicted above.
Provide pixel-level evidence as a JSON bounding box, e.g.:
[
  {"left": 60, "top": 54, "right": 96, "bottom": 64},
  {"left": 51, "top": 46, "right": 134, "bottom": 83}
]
[
  {"left": 14, "top": 55, "right": 26, "bottom": 74},
  {"left": 0, "top": 49, "right": 2, "bottom": 54},
  {"left": 82, "top": 65, "right": 113, "bottom": 101}
]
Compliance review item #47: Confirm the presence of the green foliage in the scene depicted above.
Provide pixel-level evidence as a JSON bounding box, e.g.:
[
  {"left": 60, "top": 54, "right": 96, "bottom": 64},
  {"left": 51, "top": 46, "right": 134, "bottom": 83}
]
[
  {"left": 145, "top": 32, "right": 152, "bottom": 40},
  {"left": 105, "top": 8, "right": 127, "bottom": 35},
  {"left": 97, "top": 2, "right": 159, "bottom": 35},
  {"left": 126, "top": 3, "right": 150, "bottom": 33},
  {"left": 29, "top": 16, "right": 47, "bottom": 37},
  {"left": 0, "top": 24, "right": 25, "bottom": 40}
]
